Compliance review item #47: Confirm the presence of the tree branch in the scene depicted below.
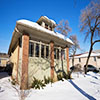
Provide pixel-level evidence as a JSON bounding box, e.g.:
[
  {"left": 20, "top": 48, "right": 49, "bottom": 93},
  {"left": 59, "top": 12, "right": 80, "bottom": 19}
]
[
  {"left": 93, "top": 39, "right": 100, "bottom": 45},
  {"left": 94, "top": 15, "right": 100, "bottom": 27}
]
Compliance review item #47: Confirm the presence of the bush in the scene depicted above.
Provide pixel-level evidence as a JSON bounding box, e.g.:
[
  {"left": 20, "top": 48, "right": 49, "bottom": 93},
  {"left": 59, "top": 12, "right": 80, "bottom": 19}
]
[
  {"left": 31, "top": 77, "right": 46, "bottom": 89},
  {"left": 57, "top": 72, "right": 64, "bottom": 81},
  {"left": 11, "top": 79, "right": 16, "bottom": 85},
  {"left": 31, "top": 73, "right": 71, "bottom": 90},
  {"left": 31, "top": 76, "right": 53, "bottom": 89},
  {"left": 44, "top": 76, "right": 52, "bottom": 84},
  {"left": 65, "top": 71, "right": 72, "bottom": 79},
  {"left": 57, "top": 71, "right": 71, "bottom": 81},
  {"left": 70, "top": 64, "right": 82, "bottom": 73}
]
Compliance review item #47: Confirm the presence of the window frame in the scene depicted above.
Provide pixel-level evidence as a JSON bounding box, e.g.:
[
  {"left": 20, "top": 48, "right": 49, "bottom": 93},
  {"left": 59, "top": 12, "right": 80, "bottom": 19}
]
[
  {"left": 29, "top": 40, "right": 50, "bottom": 59},
  {"left": 35, "top": 43, "right": 39, "bottom": 57},
  {"left": 46, "top": 45, "right": 49, "bottom": 58},
  {"left": 41, "top": 44, "right": 44, "bottom": 58},
  {"left": 29, "top": 42, "right": 34, "bottom": 57},
  {"left": 61, "top": 49, "right": 65, "bottom": 60}
]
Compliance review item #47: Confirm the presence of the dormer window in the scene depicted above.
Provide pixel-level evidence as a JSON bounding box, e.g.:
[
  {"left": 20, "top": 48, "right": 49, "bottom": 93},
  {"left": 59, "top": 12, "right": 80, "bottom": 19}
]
[
  {"left": 45, "top": 24, "right": 48, "bottom": 29},
  {"left": 50, "top": 26, "right": 52, "bottom": 31},
  {"left": 37, "top": 16, "right": 57, "bottom": 31}
]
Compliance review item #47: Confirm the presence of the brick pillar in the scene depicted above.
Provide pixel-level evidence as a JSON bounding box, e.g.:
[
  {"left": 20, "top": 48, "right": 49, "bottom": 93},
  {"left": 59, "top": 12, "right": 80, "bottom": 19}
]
[
  {"left": 20, "top": 33, "right": 29, "bottom": 90},
  {"left": 66, "top": 47, "right": 69, "bottom": 73},
  {"left": 50, "top": 41, "right": 54, "bottom": 81}
]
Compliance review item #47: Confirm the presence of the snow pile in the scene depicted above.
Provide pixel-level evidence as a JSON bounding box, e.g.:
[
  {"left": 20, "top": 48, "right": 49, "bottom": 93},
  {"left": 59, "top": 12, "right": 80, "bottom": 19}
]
[
  {"left": 0, "top": 72, "right": 100, "bottom": 100},
  {"left": 0, "top": 72, "right": 30, "bottom": 100},
  {"left": 17, "top": 20, "right": 73, "bottom": 45},
  {"left": 26, "top": 72, "right": 100, "bottom": 100},
  {"left": 0, "top": 74, "right": 19, "bottom": 100}
]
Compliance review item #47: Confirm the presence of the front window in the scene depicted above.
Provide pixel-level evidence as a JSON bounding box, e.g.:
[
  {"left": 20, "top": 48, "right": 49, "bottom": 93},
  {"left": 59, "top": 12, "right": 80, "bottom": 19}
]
[
  {"left": 54, "top": 48, "right": 60, "bottom": 59},
  {"left": 35, "top": 43, "right": 39, "bottom": 57},
  {"left": 54, "top": 48, "right": 56, "bottom": 59},
  {"left": 61, "top": 49, "right": 65, "bottom": 60},
  {"left": 29, "top": 41, "right": 49, "bottom": 59},
  {"left": 46, "top": 46, "right": 49, "bottom": 58},
  {"left": 41, "top": 45, "right": 44, "bottom": 58},
  {"left": 57, "top": 49, "right": 59, "bottom": 59},
  {"left": 29, "top": 42, "right": 34, "bottom": 57},
  {"left": 19, "top": 37, "right": 22, "bottom": 47},
  {"left": 45, "top": 24, "right": 48, "bottom": 29},
  {"left": 50, "top": 26, "right": 52, "bottom": 31},
  {"left": 29, "top": 41, "right": 66, "bottom": 60}
]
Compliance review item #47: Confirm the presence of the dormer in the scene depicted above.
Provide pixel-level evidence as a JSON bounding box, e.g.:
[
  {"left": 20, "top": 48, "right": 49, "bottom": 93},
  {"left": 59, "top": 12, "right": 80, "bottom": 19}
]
[{"left": 37, "top": 16, "right": 57, "bottom": 31}]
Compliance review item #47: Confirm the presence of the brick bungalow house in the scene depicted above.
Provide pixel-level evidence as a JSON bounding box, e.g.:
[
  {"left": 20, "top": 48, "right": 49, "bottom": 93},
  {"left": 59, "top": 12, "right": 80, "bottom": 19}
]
[{"left": 8, "top": 16, "right": 73, "bottom": 89}]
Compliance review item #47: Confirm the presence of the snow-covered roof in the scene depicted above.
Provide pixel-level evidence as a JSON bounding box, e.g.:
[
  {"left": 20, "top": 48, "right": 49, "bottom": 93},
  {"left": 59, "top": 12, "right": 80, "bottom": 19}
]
[
  {"left": 43, "top": 16, "right": 56, "bottom": 25},
  {"left": 17, "top": 19, "right": 74, "bottom": 45},
  {"left": 8, "top": 18, "right": 74, "bottom": 54},
  {"left": 73, "top": 52, "right": 100, "bottom": 59}
]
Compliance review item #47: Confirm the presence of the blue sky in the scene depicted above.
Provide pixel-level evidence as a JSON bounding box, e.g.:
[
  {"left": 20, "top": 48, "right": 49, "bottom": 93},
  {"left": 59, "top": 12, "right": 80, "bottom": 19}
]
[{"left": 0, "top": 0, "right": 99, "bottom": 53}]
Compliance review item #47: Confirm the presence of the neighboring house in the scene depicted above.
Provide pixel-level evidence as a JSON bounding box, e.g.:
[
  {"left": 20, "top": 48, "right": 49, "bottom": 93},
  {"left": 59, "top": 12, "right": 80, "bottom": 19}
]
[
  {"left": 69, "top": 51, "right": 100, "bottom": 70},
  {"left": 0, "top": 53, "right": 9, "bottom": 72},
  {"left": 0, "top": 53, "right": 9, "bottom": 67},
  {"left": 8, "top": 16, "right": 73, "bottom": 89},
  {"left": 93, "top": 49, "right": 100, "bottom": 53}
]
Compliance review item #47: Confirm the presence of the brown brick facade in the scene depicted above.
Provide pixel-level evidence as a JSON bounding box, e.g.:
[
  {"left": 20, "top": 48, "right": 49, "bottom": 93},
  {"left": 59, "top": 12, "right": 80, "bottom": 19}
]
[
  {"left": 50, "top": 41, "right": 54, "bottom": 81},
  {"left": 66, "top": 47, "right": 69, "bottom": 73},
  {"left": 20, "top": 33, "right": 29, "bottom": 90}
]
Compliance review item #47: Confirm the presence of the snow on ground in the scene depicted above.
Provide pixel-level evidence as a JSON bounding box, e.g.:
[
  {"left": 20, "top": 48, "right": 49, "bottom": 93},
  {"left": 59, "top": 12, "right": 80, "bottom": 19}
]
[
  {"left": 0, "top": 72, "right": 20, "bottom": 100},
  {"left": 0, "top": 72, "right": 100, "bottom": 100}
]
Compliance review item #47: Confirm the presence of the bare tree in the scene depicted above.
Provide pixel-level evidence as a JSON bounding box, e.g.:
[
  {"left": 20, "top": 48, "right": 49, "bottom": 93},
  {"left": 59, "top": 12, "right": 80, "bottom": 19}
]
[
  {"left": 56, "top": 20, "right": 80, "bottom": 71},
  {"left": 56, "top": 20, "right": 80, "bottom": 66},
  {"left": 80, "top": 1, "right": 100, "bottom": 74},
  {"left": 69, "top": 35, "right": 80, "bottom": 66},
  {"left": 56, "top": 20, "right": 71, "bottom": 36}
]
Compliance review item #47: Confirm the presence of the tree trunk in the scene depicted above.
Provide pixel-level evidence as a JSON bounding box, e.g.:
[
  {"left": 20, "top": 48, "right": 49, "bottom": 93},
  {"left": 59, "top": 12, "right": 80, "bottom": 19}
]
[
  {"left": 84, "top": 44, "right": 93, "bottom": 74},
  {"left": 72, "top": 57, "right": 74, "bottom": 66},
  {"left": 84, "top": 39, "right": 100, "bottom": 74},
  {"left": 72, "top": 51, "right": 76, "bottom": 66}
]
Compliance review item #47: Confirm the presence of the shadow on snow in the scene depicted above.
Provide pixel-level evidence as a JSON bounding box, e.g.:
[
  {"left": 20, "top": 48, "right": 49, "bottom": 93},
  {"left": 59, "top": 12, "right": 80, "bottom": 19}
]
[
  {"left": 87, "top": 73, "right": 98, "bottom": 80},
  {"left": 0, "top": 72, "right": 9, "bottom": 79},
  {"left": 69, "top": 80, "right": 96, "bottom": 100}
]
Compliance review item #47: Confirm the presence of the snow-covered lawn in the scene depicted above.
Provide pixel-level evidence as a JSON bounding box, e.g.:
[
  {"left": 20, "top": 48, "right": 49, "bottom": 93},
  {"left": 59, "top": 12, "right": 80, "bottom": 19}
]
[{"left": 0, "top": 72, "right": 100, "bottom": 100}]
